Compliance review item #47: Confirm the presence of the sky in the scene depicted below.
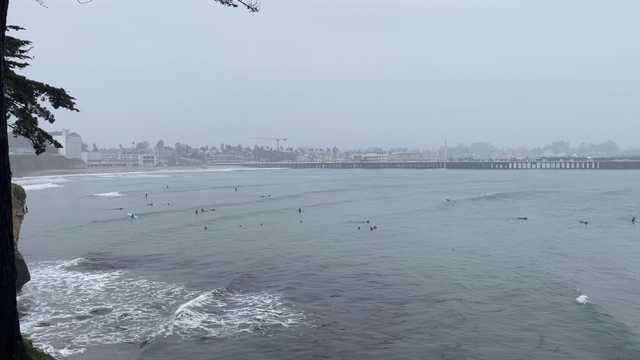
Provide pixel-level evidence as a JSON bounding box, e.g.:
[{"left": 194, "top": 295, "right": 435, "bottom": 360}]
[{"left": 9, "top": 0, "right": 640, "bottom": 149}]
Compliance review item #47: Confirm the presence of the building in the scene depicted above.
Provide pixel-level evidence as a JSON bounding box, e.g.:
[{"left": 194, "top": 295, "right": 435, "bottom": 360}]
[
  {"left": 81, "top": 150, "right": 158, "bottom": 168},
  {"left": 50, "top": 130, "right": 83, "bottom": 159}
]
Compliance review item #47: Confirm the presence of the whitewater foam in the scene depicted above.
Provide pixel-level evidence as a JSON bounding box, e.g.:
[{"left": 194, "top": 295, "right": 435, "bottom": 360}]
[
  {"left": 19, "top": 259, "right": 305, "bottom": 358},
  {"left": 165, "top": 289, "right": 305, "bottom": 338},
  {"left": 22, "top": 183, "right": 63, "bottom": 191},
  {"left": 92, "top": 191, "right": 125, "bottom": 197},
  {"left": 14, "top": 176, "right": 70, "bottom": 191},
  {"left": 576, "top": 294, "right": 590, "bottom": 304}
]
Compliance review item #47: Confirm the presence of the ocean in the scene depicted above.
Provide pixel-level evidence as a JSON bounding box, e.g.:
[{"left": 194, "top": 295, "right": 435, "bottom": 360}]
[{"left": 14, "top": 168, "right": 640, "bottom": 359}]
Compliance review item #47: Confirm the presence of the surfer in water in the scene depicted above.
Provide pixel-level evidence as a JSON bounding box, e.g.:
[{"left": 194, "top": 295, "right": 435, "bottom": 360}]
[
  {"left": 298, "top": 208, "right": 302, "bottom": 214},
  {"left": 633, "top": 216, "right": 637, "bottom": 225},
  {"left": 516, "top": 217, "right": 528, "bottom": 221},
  {"left": 579, "top": 220, "right": 589, "bottom": 226},
  {"left": 145, "top": 193, "right": 148, "bottom": 200}
]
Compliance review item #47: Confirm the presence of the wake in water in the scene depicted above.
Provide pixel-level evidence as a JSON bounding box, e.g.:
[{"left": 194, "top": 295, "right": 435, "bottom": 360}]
[{"left": 18, "top": 258, "right": 306, "bottom": 358}]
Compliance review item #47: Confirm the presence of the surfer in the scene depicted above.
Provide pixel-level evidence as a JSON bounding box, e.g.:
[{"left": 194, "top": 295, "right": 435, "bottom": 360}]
[
  {"left": 145, "top": 192, "right": 148, "bottom": 200},
  {"left": 579, "top": 220, "right": 589, "bottom": 226},
  {"left": 195, "top": 209, "right": 198, "bottom": 215},
  {"left": 633, "top": 216, "right": 637, "bottom": 224},
  {"left": 114, "top": 207, "right": 124, "bottom": 211},
  {"left": 516, "top": 217, "right": 528, "bottom": 221},
  {"left": 204, "top": 226, "right": 208, "bottom": 231},
  {"left": 235, "top": 186, "right": 238, "bottom": 192},
  {"left": 298, "top": 208, "right": 302, "bottom": 214}
]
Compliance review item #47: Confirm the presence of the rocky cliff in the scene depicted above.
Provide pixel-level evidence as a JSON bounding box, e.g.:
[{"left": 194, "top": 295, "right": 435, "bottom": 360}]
[{"left": 12, "top": 183, "right": 30, "bottom": 291}]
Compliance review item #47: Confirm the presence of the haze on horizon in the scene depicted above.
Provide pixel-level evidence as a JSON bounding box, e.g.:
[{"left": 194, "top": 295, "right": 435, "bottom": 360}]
[{"left": 9, "top": 0, "right": 640, "bottom": 149}]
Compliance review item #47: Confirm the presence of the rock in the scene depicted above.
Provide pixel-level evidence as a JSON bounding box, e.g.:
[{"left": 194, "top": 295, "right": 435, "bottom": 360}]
[
  {"left": 15, "top": 250, "right": 30, "bottom": 292},
  {"left": 12, "top": 183, "right": 30, "bottom": 292}
]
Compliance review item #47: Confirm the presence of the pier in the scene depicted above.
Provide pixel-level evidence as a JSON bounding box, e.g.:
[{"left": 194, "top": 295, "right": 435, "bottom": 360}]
[{"left": 237, "top": 159, "right": 640, "bottom": 170}]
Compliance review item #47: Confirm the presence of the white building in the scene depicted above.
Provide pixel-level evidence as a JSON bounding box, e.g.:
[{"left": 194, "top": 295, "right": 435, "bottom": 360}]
[
  {"left": 50, "top": 130, "right": 83, "bottom": 159},
  {"left": 82, "top": 150, "right": 158, "bottom": 168}
]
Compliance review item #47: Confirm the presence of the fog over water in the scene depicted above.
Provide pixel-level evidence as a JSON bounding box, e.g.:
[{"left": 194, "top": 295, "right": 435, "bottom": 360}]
[{"left": 10, "top": 0, "right": 640, "bottom": 148}]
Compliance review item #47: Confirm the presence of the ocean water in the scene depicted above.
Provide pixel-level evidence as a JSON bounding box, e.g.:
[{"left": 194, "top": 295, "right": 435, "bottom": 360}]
[{"left": 14, "top": 168, "right": 640, "bottom": 359}]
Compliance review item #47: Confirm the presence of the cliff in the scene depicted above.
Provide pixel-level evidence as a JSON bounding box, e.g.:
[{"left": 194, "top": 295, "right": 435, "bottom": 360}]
[
  {"left": 12, "top": 183, "right": 30, "bottom": 291},
  {"left": 11, "top": 154, "right": 85, "bottom": 177}
]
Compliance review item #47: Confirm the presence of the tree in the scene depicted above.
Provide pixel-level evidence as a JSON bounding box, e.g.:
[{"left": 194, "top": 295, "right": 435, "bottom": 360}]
[
  {"left": 5, "top": 26, "right": 78, "bottom": 154},
  {"left": 155, "top": 139, "right": 165, "bottom": 152},
  {"left": 135, "top": 141, "right": 149, "bottom": 152},
  {"left": 1, "top": 24, "right": 78, "bottom": 360},
  {"left": 0, "top": 1, "right": 259, "bottom": 358}
]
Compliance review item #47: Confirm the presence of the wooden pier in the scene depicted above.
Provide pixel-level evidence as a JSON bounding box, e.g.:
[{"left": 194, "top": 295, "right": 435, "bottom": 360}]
[{"left": 235, "top": 159, "right": 640, "bottom": 170}]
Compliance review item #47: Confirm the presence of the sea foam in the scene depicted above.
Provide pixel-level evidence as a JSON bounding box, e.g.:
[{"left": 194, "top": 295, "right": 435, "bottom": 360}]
[
  {"left": 576, "top": 294, "right": 590, "bottom": 304},
  {"left": 19, "top": 259, "right": 305, "bottom": 358},
  {"left": 92, "top": 192, "right": 124, "bottom": 197}
]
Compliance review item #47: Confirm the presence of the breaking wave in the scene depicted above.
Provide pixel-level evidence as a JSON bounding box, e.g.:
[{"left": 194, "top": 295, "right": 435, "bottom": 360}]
[
  {"left": 576, "top": 294, "right": 590, "bottom": 304},
  {"left": 18, "top": 258, "right": 305, "bottom": 358},
  {"left": 21, "top": 183, "right": 63, "bottom": 191},
  {"left": 467, "top": 190, "right": 552, "bottom": 202},
  {"left": 92, "top": 192, "right": 125, "bottom": 197},
  {"left": 164, "top": 289, "right": 305, "bottom": 338},
  {"left": 14, "top": 177, "right": 70, "bottom": 191}
]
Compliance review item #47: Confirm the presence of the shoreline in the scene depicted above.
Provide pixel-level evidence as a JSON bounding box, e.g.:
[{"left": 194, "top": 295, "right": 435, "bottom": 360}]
[{"left": 12, "top": 164, "right": 284, "bottom": 180}]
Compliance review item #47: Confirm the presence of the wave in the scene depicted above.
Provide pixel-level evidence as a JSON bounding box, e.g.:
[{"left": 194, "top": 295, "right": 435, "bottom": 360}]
[
  {"left": 164, "top": 289, "right": 305, "bottom": 339},
  {"left": 466, "top": 190, "right": 552, "bottom": 202},
  {"left": 22, "top": 183, "right": 63, "bottom": 191},
  {"left": 576, "top": 294, "right": 590, "bottom": 304},
  {"left": 92, "top": 192, "right": 125, "bottom": 198},
  {"left": 14, "top": 176, "right": 70, "bottom": 191},
  {"left": 14, "top": 177, "right": 70, "bottom": 186},
  {"left": 18, "top": 258, "right": 305, "bottom": 358}
]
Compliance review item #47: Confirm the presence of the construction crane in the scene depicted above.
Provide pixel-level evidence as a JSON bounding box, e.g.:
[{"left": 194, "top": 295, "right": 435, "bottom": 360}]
[{"left": 251, "top": 137, "right": 288, "bottom": 152}]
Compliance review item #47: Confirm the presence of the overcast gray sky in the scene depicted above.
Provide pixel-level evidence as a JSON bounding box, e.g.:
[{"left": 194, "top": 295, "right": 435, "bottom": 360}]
[{"left": 10, "top": 0, "right": 640, "bottom": 149}]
